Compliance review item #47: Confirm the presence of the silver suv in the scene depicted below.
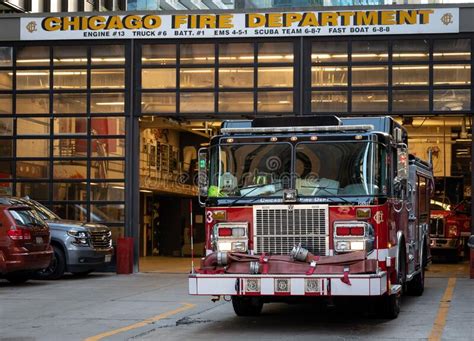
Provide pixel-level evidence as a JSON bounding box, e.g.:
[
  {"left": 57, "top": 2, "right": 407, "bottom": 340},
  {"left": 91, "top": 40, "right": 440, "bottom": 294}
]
[{"left": 3, "top": 197, "right": 114, "bottom": 280}]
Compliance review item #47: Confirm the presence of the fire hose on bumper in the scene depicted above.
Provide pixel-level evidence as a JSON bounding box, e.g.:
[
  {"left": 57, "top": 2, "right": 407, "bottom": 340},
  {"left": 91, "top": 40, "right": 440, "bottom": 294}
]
[{"left": 188, "top": 245, "right": 397, "bottom": 297}]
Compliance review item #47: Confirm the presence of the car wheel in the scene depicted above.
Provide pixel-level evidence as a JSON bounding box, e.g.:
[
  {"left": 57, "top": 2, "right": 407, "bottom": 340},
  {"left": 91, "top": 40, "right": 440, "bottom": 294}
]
[
  {"left": 378, "top": 294, "right": 400, "bottom": 319},
  {"left": 231, "top": 296, "right": 263, "bottom": 316},
  {"left": 407, "top": 266, "right": 425, "bottom": 296},
  {"left": 36, "top": 245, "right": 66, "bottom": 280},
  {"left": 5, "top": 273, "right": 31, "bottom": 284}
]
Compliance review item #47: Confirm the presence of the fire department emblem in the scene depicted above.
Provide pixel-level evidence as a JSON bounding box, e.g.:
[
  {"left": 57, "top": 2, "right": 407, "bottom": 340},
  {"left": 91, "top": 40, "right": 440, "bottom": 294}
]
[
  {"left": 374, "top": 211, "right": 384, "bottom": 224},
  {"left": 26, "top": 21, "right": 37, "bottom": 33},
  {"left": 440, "top": 13, "right": 454, "bottom": 26}
]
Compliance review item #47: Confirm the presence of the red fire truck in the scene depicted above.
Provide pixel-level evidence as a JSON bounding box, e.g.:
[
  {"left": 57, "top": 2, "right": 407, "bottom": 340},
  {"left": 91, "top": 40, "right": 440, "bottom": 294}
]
[{"left": 189, "top": 116, "right": 433, "bottom": 319}]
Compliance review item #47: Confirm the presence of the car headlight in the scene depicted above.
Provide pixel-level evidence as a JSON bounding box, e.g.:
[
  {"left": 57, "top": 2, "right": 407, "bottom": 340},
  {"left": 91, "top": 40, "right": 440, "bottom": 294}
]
[
  {"left": 67, "top": 229, "right": 90, "bottom": 246},
  {"left": 212, "top": 222, "right": 248, "bottom": 253}
]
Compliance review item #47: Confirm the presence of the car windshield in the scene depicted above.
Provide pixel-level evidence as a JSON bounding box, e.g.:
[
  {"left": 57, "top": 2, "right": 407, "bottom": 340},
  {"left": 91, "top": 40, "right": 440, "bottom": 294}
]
[
  {"left": 208, "top": 140, "right": 386, "bottom": 198},
  {"left": 208, "top": 143, "right": 292, "bottom": 197},
  {"left": 295, "top": 141, "right": 386, "bottom": 196}
]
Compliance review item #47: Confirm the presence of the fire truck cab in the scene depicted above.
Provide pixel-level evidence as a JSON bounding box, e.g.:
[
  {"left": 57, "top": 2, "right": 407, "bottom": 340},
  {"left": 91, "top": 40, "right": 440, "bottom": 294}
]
[{"left": 189, "top": 116, "right": 433, "bottom": 319}]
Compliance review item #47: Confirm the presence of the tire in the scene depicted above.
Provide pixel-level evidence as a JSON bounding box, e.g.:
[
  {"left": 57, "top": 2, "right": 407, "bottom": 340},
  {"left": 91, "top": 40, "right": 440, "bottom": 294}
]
[
  {"left": 396, "top": 248, "right": 407, "bottom": 294},
  {"left": 5, "top": 273, "right": 31, "bottom": 284},
  {"left": 231, "top": 296, "right": 263, "bottom": 316},
  {"left": 407, "top": 266, "right": 425, "bottom": 296},
  {"left": 378, "top": 294, "right": 400, "bottom": 319},
  {"left": 35, "top": 245, "right": 66, "bottom": 280}
]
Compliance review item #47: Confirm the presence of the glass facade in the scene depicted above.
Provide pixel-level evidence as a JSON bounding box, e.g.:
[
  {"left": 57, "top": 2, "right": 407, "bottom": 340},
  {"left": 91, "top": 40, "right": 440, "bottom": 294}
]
[
  {"left": 0, "top": 43, "right": 127, "bottom": 241},
  {"left": 0, "top": 35, "right": 472, "bottom": 247}
]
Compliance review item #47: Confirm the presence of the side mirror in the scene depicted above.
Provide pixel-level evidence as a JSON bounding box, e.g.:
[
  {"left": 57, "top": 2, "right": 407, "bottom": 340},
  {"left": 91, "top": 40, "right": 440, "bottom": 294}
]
[
  {"left": 468, "top": 235, "right": 474, "bottom": 249},
  {"left": 197, "top": 148, "right": 209, "bottom": 205},
  {"left": 396, "top": 148, "right": 408, "bottom": 181}
]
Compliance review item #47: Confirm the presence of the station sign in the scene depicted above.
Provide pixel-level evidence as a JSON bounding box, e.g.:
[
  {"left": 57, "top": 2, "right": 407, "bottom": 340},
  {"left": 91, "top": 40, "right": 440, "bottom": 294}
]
[{"left": 20, "top": 8, "right": 459, "bottom": 41}]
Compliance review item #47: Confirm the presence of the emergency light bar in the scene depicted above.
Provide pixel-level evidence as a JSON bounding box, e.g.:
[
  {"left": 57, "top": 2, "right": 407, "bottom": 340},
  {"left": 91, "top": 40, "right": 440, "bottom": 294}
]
[{"left": 221, "top": 124, "right": 374, "bottom": 135}]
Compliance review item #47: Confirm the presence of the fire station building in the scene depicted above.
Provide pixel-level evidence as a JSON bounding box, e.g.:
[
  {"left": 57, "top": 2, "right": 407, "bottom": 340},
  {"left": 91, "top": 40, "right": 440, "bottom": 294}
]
[{"left": 0, "top": 3, "right": 472, "bottom": 270}]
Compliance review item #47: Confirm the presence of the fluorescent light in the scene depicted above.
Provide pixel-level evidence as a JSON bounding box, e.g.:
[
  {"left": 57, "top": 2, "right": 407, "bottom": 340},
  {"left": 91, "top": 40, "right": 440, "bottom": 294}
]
[{"left": 95, "top": 102, "right": 124, "bottom": 106}]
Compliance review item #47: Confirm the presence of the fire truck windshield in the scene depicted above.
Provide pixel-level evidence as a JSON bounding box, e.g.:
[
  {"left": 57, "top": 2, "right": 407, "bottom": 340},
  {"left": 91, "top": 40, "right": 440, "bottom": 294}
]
[{"left": 207, "top": 141, "right": 386, "bottom": 198}]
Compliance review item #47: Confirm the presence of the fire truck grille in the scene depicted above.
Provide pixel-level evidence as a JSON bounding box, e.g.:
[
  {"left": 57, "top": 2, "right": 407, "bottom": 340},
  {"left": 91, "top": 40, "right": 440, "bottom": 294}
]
[
  {"left": 430, "top": 218, "right": 445, "bottom": 237},
  {"left": 254, "top": 205, "right": 329, "bottom": 256}
]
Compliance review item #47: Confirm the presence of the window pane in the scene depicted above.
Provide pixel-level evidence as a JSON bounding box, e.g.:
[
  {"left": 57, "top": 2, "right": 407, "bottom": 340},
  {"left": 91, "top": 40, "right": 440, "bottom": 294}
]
[
  {"left": 142, "top": 44, "right": 176, "bottom": 65},
  {"left": 433, "top": 65, "right": 471, "bottom": 85},
  {"left": 53, "top": 69, "right": 87, "bottom": 89},
  {"left": 142, "top": 68, "right": 176, "bottom": 89},
  {"left": 54, "top": 117, "right": 87, "bottom": 135},
  {"left": 16, "top": 94, "right": 49, "bottom": 114},
  {"left": 17, "top": 46, "right": 50, "bottom": 66},
  {"left": 17, "top": 117, "right": 50, "bottom": 135},
  {"left": 392, "top": 90, "right": 429, "bottom": 111},
  {"left": 17, "top": 183, "right": 49, "bottom": 201},
  {"left": 180, "top": 44, "right": 214, "bottom": 64},
  {"left": 312, "top": 41, "right": 348, "bottom": 63},
  {"left": 91, "top": 45, "right": 125, "bottom": 65},
  {"left": 91, "top": 182, "right": 125, "bottom": 201},
  {"left": 52, "top": 204, "right": 87, "bottom": 221},
  {"left": 219, "top": 67, "right": 253, "bottom": 88},
  {"left": 392, "top": 40, "right": 429, "bottom": 61},
  {"left": 53, "top": 160, "right": 87, "bottom": 180},
  {"left": 91, "top": 69, "right": 125, "bottom": 89},
  {"left": 53, "top": 182, "right": 87, "bottom": 201},
  {"left": 0, "top": 140, "right": 13, "bottom": 157},
  {"left": 16, "top": 139, "right": 49, "bottom": 157},
  {"left": 54, "top": 46, "right": 87, "bottom": 65},
  {"left": 141, "top": 93, "right": 176, "bottom": 113},
  {"left": 90, "top": 204, "right": 125, "bottom": 223},
  {"left": 0, "top": 94, "right": 12, "bottom": 114},
  {"left": 352, "top": 41, "right": 388, "bottom": 62},
  {"left": 219, "top": 43, "right": 254, "bottom": 64},
  {"left": 258, "top": 91, "right": 293, "bottom": 112},
  {"left": 16, "top": 160, "right": 49, "bottom": 179},
  {"left": 0, "top": 118, "right": 13, "bottom": 135},
  {"left": 180, "top": 68, "right": 214, "bottom": 88},
  {"left": 352, "top": 66, "right": 388, "bottom": 86},
  {"left": 312, "top": 91, "right": 347, "bottom": 112},
  {"left": 16, "top": 70, "right": 50, "bottom": 90},
  {"left": 91, "top": 139, "right": 125, "bottom": 157},
  {"left": 53, "top": 138, "right": 87, "bottom": 157},
  {"left": 258, "top": 67, "right": 293, "bottom": 87},
  {"left": 312, "top": 66, "right": 348, "bottom": 87},
  {"left": 180, "top": 92, "right": 214, "bottom": 113},
  {"left": 219, "top": 92, "right": 253, "bottom": 112},
  {"left": 392, "top": 65, "right": 429, "bottom": 86},
  {"left": 0, "top": 47, "right": 12, "bottom": 67},
  {"left": 434, "top": 39, "right": 471, "bottom": 61},
  {"left": 91, "top": 117, "right": 125, "bottom": 135},
  {"left": 0, "top": 71, "right": 12, "bottom": 89},
  {"left": 0, "top": 182, "right": 13, "bottom": 196},
  {"left": 54, "top": 93, "right": 87, "bottom": 114},
  {"left": 258, "top": 43, "right": 293, "bottom": 63},
  {"left": 91, "top": 159, "right": 125, "bottom": 179},
  {"left": 0, "top": 160, "right": 13, "bottom": 178},
  {"left": 434, "top": 89, "right": 471, "bottom": 111},
  {"left": 352, "top": 91, "right": 388, "bottom": 112},
  {"left": 91, "top": 93, "right": 124, "bottom": 113}
]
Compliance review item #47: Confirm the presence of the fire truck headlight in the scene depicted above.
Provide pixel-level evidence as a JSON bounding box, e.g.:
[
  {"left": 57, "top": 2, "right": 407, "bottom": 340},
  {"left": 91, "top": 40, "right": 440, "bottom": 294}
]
[
  {"left": 333, "top": 221, "right": 375, "bottom": 253},
  {"left": 350, "top": 241, "right": 365, "bottom": 250},
  {"left": 213, "top": 222, "right": 249, "bottom": 253},
  {"left": 336, "top": 241, "right": 350, "bottom": 252},
  {"left": 447, "top": 225, "right": 458, "bottom": 238},
  {"left": 231, "top": 241, "right": 247, "bottom": 252}
]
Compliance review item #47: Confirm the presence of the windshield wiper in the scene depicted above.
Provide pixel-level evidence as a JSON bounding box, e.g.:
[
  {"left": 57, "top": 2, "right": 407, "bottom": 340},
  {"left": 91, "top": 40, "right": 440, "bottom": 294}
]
[
  {"left": 227, "top": 183, "right": 283, "bottom": 206},
  {"left": 300, "top": 185, "right": 350, "bottom": 204}
]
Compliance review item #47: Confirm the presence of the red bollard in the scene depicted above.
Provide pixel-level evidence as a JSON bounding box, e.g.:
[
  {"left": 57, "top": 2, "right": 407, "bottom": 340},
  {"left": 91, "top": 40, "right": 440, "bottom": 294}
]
[{"left": 116, "top": 237, "right": 134, "bottom": 274}]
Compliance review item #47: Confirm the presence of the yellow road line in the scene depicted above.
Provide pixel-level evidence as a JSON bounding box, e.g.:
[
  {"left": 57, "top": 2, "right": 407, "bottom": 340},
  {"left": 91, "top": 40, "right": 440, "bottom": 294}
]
[
  {"left": 429, "top": 277, "right": 457, "bottom": 341},
  {"left": 84, "top": 302, "right": 196, "bottom": 341}
]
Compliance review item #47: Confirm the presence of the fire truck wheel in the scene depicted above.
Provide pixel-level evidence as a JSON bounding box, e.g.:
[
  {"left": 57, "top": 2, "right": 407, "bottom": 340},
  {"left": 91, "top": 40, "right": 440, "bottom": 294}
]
[
  {"left": 379, "top": 294, "right": 400, "bottom": 319},
  {"left": 231, "top": 296, "right": 263, "bottom": 316},
  {"left": 407, "top": 266, "right": 425, "bottom": 296}
]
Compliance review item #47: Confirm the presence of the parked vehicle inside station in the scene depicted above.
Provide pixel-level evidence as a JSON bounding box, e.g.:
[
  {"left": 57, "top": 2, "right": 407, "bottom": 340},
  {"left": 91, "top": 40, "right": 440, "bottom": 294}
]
[
  {"left": 0, "top": 200, "right": 53, "bottom": 284},
  {"left": 1, "top": 197, "right": 114, "bottom": 280}
]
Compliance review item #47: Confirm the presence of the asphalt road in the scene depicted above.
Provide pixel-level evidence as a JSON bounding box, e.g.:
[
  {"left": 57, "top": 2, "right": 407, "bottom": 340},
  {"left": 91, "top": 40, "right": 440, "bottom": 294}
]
[{"left": 0, "top": 262, "right": 472, "bottom": 341}]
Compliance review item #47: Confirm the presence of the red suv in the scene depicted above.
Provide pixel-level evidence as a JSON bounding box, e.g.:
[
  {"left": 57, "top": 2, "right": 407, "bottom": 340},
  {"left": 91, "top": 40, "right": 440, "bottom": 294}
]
[{"left": 0, "top": 202, "right": 53, "bottom": 284}]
